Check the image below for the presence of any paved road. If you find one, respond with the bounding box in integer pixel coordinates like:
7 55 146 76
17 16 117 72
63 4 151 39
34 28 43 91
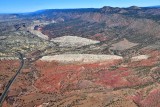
0 52 24 106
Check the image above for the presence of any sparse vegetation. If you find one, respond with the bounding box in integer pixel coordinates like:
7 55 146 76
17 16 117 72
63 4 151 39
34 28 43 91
0 6 160 107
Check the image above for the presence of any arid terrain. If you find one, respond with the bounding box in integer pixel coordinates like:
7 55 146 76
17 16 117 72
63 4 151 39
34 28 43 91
0 6 160 107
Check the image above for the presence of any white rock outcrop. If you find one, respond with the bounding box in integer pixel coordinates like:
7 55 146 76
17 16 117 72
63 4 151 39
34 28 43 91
40 54 123 64
51 36 100 47
131 55 150 62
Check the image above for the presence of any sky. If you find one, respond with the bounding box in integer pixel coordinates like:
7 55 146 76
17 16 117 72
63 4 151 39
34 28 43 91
0 0 160 13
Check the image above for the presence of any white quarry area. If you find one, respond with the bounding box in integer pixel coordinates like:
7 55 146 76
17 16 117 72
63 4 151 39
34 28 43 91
51 36 100 47
131 55 150 62
40 54 123 64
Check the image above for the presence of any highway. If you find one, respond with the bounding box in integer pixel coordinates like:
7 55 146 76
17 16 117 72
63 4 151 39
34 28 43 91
0 52 24 107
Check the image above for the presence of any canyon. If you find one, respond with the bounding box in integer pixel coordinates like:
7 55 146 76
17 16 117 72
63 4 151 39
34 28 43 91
0 6 160 107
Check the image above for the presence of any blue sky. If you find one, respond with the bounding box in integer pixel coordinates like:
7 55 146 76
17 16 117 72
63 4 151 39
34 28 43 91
0 0 160 13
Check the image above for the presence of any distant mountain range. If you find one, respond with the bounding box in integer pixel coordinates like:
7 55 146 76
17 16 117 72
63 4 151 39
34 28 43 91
147 5 160 8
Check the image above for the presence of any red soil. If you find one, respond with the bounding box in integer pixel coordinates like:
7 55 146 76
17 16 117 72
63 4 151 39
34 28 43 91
35 60 122 92
132 89 160 107
35 50 160 95
1 50 160 107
